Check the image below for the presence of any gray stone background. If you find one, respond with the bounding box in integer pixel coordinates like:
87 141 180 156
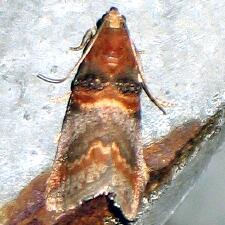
1 0 225 224
166 143 225 225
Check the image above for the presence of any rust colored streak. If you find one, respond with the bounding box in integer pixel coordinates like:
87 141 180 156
48 141 111 192
144 121 202 171
0 171 55 225
85 27 137 76
46 163 68 192
48 141 138 198
70 141 111 174
111 143 137 189
143 121 203 194
72 86 140 112
46 164 67 191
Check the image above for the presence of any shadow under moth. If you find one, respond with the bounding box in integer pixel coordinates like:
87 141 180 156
0 7 209 225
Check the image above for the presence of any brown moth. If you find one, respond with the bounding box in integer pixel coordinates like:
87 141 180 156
38 7 165 220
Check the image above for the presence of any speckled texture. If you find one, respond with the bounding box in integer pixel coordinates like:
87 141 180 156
1 0 225 224
165 141 225 225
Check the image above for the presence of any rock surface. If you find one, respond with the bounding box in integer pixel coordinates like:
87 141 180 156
1 1 225 224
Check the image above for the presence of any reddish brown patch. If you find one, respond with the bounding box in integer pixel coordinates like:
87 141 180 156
46 164 68 191
0 172 55 225
144 121 202 193
85 26 137 76
144 121 201 171
71 86 140 113
54 196 112 225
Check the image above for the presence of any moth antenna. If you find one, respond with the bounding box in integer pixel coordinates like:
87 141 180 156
138 74 166 115
70 27 97 51
37 61 79 83
37 74 69 83
37 27 99 84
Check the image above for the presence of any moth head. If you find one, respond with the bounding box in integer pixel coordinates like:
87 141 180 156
96 7 126 29
107 7 126 28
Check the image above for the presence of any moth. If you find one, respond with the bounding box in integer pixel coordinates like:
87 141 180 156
38 7 165 220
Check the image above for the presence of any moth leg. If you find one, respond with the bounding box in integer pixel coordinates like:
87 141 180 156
129 40 167 114
50 91 71 103
138 74 166 114
70 26 97 51
153 97 174 108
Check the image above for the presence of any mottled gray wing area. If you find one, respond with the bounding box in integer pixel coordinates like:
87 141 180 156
46 106 147 220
